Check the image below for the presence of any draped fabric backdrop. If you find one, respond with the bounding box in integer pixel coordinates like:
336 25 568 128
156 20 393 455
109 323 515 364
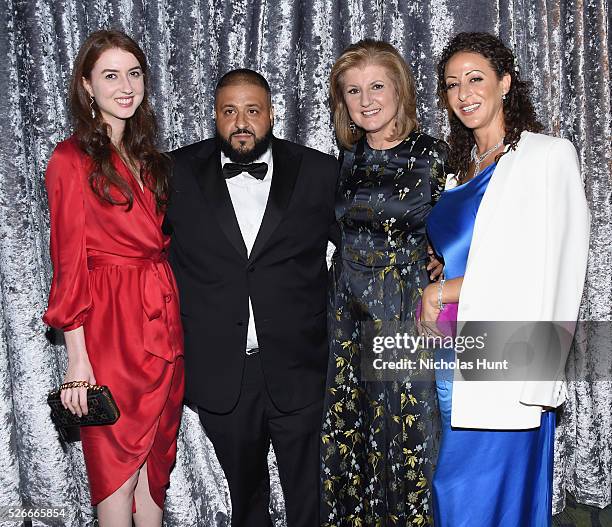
0 1 610 525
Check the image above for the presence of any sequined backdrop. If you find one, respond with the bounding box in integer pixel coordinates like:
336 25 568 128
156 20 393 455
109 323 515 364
0 1 609 526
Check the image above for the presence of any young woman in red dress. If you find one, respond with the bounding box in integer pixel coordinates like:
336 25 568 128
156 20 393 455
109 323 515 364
43 30 184 527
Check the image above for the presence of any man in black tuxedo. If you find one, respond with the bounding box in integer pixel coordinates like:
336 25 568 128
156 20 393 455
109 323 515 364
165 69 338 526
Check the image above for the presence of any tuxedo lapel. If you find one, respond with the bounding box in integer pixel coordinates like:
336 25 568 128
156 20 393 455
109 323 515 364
249 138 300 263
194 147 248 259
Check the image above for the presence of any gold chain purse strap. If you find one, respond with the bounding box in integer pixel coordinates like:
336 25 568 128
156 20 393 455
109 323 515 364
58 381 103 392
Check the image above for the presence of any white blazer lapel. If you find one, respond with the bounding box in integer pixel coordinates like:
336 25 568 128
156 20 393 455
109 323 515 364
451 132 589 429
461 142 518 278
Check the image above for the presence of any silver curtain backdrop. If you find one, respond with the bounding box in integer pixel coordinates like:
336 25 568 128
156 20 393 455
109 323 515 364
0 0 610 525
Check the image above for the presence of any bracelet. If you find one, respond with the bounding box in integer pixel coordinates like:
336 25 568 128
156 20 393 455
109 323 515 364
437 279 446 310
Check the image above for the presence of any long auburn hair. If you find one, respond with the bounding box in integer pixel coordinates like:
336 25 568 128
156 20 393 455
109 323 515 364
436 32 543 179
69 30 169 211
330 39 418 150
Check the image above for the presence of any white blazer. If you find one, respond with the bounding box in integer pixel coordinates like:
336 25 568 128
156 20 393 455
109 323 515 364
450 132 590 430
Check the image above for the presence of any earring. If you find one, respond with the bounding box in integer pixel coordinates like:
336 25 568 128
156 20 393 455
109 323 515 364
349 120 356 134
89 95 96 119
502 93 507 101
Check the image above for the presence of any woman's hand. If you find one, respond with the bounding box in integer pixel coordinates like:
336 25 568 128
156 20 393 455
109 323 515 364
60 327 96 417
419 283 443 337
61 357 96 417
426 245 444 281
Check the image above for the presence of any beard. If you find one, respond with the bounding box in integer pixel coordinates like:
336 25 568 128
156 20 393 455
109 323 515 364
217 127 273 164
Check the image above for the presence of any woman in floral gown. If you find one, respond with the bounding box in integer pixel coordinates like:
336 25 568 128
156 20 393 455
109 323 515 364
321 39 450 526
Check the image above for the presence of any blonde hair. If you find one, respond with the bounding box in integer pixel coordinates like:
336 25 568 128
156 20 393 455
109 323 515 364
330 39 418 149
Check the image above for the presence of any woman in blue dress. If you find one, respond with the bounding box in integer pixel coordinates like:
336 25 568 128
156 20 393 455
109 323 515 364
421 33 589 526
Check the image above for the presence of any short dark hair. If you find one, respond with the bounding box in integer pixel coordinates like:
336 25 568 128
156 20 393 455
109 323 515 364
215 68 271 102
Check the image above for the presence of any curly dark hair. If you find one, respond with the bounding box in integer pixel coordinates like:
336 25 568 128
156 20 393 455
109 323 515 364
436 32 543 179
70 30 169 211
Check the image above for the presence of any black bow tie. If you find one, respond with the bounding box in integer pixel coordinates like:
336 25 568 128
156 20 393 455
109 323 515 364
222 162 268 180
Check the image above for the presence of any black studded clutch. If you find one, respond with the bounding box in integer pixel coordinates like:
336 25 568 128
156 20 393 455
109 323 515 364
47 381 120 439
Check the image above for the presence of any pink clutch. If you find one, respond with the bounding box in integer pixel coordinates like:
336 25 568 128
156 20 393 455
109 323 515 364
415 299 458 337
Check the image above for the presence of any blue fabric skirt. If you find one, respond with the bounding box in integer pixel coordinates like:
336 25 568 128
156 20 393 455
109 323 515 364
433 374 555 527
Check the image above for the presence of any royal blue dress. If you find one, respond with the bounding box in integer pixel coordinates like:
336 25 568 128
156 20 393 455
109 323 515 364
426 163 555 527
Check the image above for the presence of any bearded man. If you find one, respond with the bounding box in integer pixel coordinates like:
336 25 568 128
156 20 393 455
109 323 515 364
165 69 338 526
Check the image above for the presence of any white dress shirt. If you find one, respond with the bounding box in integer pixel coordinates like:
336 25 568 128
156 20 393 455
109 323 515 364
221 148 273 351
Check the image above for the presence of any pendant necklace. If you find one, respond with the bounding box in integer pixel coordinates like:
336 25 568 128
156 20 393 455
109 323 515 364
470 137 504 177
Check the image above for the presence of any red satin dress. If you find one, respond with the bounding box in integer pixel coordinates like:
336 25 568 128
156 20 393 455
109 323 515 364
43 137 184 509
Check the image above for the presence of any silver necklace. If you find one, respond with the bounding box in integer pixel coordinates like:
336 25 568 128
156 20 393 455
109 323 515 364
470 137 504 177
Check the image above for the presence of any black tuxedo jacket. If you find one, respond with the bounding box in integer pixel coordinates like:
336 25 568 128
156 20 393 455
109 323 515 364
166 137 339 413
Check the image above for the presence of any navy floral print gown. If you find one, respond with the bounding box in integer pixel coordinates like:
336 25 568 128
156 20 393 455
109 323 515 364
321 131 449 526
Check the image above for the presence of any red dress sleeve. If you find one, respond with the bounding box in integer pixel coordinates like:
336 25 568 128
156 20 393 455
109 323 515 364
43 141 92 331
